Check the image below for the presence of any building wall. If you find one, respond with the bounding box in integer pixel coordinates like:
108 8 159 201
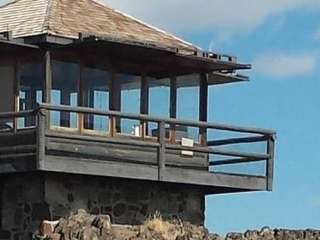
0 174 48 240
0 173 205 240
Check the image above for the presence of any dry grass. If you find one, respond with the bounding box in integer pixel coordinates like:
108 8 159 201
143 212 184 240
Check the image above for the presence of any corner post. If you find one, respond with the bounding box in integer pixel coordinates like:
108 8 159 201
199 73 208 145
44 50 52 129
158 121 166 181
266 135 275 191
37 108 46 170
169 76 177 143
140 73 149 138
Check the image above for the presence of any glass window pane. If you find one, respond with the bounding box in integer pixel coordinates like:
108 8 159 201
0 59 14 130
18 60 43 128
177 74 200 142
82 66 111 132
118 73 141 135
51 60 79 128
148 77 170 137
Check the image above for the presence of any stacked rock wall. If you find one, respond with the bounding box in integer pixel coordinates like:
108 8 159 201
44 173 205 225
0 174 47 240
0 173 205 240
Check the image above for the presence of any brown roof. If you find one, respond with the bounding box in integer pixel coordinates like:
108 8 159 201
0 0 198 52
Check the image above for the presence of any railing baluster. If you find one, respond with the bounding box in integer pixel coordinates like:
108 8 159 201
158 121 166 181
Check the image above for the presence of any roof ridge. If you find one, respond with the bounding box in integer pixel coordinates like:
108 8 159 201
89 0 199 50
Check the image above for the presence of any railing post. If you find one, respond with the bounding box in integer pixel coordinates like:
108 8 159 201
37 108 46 170
266 135 275 191
158 121 166 181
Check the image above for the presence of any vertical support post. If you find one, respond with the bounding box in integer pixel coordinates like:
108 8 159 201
140 74 149 138
37 109 46 170
78 58 84 133
13 57 19 132
158 121 166 181
169 76 177 142
110 70 121 135
266 135 275 191
44 50 52 130
199 73 208 146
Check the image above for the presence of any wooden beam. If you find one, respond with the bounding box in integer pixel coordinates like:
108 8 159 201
158 121 166 181
166 143 270 160
199 73 208 145
44 51 52 103
42 155 265 191
78 57 84 133
38 103 276 135
44 50 52 130
169 76 177 142
140 74 149 137
110 70 121 134
13 56 19 132
209 157 266 166
266 136 275 191
36 109 46 169
208 135 269 146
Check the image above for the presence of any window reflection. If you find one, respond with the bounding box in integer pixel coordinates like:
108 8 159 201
51 60 79 128
82 66 110 133
0 59 14 130
118 73 141 135
177 74 200 142
148 77 170 137
19 61 43 128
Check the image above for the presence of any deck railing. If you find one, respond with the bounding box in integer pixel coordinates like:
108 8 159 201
0 104 276 190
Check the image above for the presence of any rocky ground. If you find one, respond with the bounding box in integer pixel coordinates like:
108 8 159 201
33 210 320 240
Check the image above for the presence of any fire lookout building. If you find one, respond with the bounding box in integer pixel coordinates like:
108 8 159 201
0 0 276 239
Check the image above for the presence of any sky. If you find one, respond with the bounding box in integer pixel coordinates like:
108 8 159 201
98 0 320 234
1 0 319 235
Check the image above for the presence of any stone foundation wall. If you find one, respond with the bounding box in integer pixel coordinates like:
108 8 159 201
0 174 48 240
0 173 205 240
44 174 205 225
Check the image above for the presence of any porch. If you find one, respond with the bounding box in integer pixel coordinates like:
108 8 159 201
0 104 275 194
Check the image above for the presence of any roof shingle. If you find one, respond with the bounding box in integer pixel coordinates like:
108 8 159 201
0 0 198 52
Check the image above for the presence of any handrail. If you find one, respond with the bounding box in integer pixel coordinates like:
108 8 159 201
0 104 276 188
38 103 276 136
0 109 36 119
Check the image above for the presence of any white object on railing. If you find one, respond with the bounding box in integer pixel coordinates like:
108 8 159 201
181 137 194 156
132 124 140 137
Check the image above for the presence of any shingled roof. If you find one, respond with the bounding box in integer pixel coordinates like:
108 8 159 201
0 0 198 52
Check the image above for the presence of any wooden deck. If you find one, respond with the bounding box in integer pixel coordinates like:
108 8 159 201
0 104 276 194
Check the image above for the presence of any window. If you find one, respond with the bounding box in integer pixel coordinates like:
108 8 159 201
18 60 43 128
82 65 111 132
148 77 170 137
0 58 14 130
51 60 79 128
176 74 200 142
118 73 141 135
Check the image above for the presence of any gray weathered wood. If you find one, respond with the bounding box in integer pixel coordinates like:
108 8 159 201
37 110 46 169
158 121 166 180
209 157 265 166
266 136 275 191
208 135 269 146
39 103 276 135
199 73 208 145
169 76 177 142
166 143 270 160
0 145 36 154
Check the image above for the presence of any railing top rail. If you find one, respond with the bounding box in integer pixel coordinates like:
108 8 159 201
37 103 276 136
0 105 276 136
0 109 36 119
